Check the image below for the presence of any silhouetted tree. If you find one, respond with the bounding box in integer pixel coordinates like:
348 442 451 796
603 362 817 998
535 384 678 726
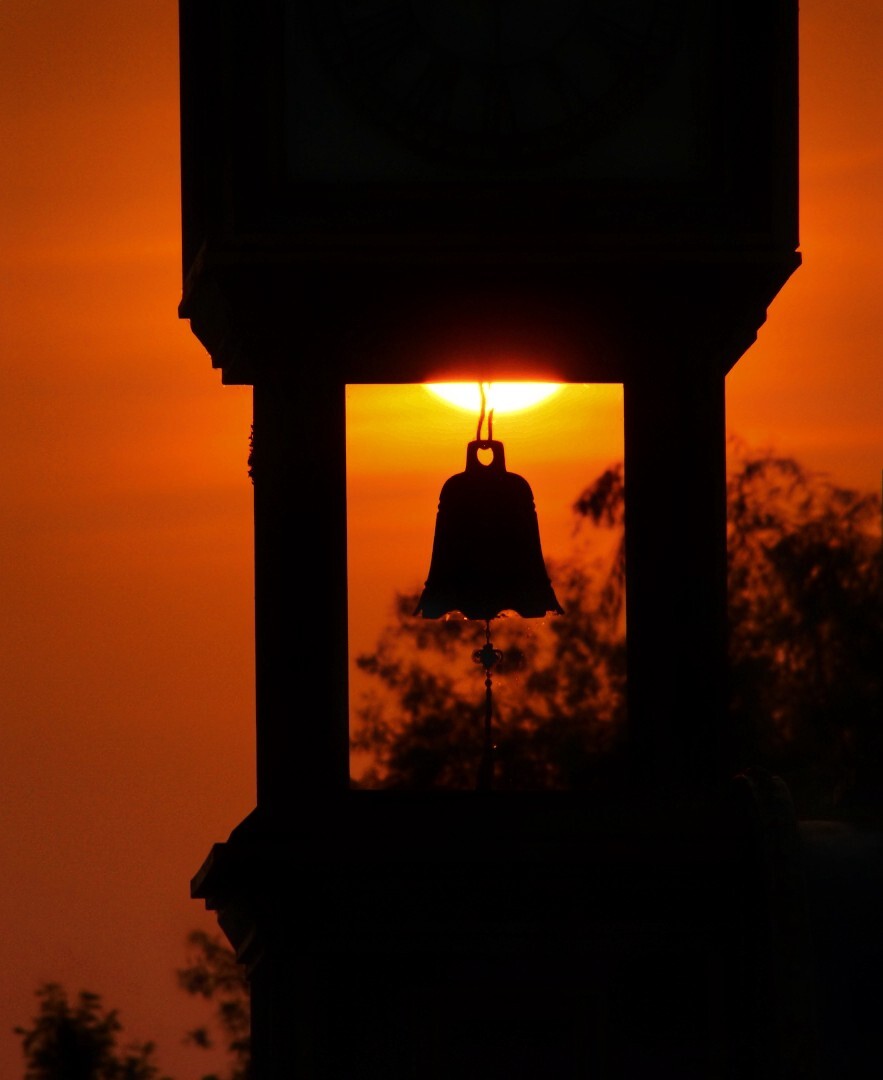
352 441 882 814
15 936 251 1080
14 983 170 1080
726 440 882 812
177 931 250 1080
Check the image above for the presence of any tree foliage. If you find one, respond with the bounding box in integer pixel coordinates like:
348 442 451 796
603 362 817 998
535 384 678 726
177 931 250 1080
352 442 882 814
16 932 252 1080
14 983 170 1080
725 439 882 809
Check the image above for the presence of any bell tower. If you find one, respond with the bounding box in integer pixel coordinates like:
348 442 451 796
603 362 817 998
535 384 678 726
180 2 813 1075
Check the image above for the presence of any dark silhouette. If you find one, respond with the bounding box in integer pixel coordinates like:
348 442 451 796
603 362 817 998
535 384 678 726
415 436 563 621
177 930 250 1080
726 440 883 814
14 984 170 1080
353 440 882 815
180 0 803 1069
14 935 251 1080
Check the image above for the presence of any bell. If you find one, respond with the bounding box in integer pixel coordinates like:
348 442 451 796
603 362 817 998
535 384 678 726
415 439 564 621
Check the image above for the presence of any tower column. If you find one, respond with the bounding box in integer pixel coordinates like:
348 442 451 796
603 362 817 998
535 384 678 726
623 359 730 795
252 368 350 819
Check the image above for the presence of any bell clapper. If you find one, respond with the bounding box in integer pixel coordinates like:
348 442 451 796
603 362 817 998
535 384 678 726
473 620 503 792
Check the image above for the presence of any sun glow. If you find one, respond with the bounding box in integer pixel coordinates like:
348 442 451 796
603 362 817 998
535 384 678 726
425 382 563 415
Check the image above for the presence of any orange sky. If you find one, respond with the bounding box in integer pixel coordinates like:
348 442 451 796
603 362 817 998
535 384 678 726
1 2 881 1077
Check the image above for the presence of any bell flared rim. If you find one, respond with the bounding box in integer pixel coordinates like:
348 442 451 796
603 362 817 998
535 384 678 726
415 584 564 622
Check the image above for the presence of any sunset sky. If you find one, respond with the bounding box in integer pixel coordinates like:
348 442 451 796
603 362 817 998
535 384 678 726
1 2 881 1077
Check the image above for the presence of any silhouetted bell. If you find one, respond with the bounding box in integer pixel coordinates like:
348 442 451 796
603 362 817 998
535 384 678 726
415 439 564 622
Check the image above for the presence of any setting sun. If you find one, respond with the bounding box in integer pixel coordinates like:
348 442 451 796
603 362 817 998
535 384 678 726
425 382 563 415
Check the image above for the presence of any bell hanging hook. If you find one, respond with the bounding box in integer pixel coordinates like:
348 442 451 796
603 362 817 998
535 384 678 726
476 382 494 443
